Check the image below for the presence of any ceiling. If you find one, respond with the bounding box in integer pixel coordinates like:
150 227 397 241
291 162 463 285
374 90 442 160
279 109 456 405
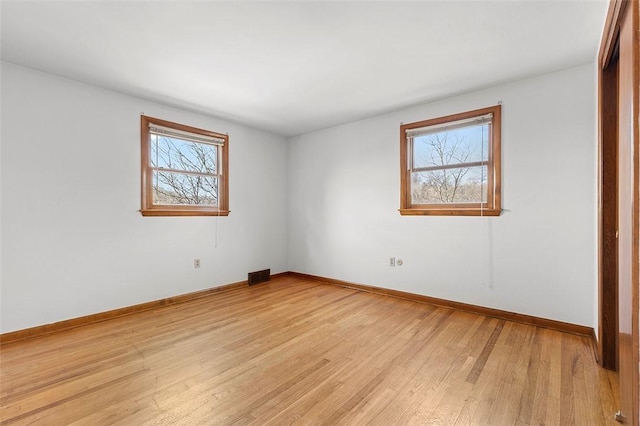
1 1 608 137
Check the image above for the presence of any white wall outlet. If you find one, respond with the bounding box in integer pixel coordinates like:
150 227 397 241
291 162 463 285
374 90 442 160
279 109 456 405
194 259 201 268
389 257 395 267
396 259 403 266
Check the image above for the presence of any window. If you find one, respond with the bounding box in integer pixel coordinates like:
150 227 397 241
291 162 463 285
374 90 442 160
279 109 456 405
400 105 501 216
141 115 229 216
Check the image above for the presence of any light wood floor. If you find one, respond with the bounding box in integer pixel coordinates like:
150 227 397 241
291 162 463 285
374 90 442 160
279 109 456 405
0 276 620 425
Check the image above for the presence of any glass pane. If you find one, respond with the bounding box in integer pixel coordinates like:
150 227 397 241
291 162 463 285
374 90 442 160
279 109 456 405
413 123 489 169
150 134 217 174
411 165 487 204
152 171 218 206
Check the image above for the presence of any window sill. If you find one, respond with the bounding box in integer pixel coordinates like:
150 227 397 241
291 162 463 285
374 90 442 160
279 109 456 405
140 208 230 217
399 208 501 217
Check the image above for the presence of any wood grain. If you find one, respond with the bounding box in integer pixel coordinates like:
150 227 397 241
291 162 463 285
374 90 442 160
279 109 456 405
290 272 594 336
599 0 626 68
597 54 619 370
0 273 288 346
0 275 619 425
614 0 640 423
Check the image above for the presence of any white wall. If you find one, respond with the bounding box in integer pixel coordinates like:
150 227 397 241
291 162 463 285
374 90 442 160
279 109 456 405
1 61 598 333
0 62 289 333
288 63 597 327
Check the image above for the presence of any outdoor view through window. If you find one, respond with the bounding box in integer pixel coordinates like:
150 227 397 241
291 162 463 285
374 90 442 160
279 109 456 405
151 130 219 205
141 116 229 216
400 105 501 216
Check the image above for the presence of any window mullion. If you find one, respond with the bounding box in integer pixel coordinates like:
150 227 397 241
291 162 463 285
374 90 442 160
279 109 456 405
412 160 487 173
151 166 217 178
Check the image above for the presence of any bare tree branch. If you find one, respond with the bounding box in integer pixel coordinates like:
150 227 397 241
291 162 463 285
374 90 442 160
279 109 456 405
152 136 219 205
413 132 484 204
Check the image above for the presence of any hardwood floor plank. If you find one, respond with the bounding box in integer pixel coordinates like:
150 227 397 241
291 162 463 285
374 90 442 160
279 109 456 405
465 319 505 385
522 328 552 425
0 276 619 425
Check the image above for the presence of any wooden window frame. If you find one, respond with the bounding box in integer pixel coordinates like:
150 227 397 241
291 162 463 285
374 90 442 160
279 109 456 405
140 115 229 217
399 105 502 216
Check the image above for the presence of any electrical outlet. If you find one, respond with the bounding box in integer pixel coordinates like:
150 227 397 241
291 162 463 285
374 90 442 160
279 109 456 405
389 257 395 267
194 259 201 268
396 259 403 266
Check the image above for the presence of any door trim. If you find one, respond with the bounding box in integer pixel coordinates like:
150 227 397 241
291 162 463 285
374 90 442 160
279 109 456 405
597 0 639 424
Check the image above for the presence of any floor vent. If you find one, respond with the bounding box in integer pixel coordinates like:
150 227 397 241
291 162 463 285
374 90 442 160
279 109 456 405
248 269 271 286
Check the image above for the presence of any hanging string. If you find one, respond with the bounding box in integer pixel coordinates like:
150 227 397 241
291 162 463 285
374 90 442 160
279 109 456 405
479 121 487 286
215 144 221 249
480 122 485 218
214 191 219 248
214 134 228 249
